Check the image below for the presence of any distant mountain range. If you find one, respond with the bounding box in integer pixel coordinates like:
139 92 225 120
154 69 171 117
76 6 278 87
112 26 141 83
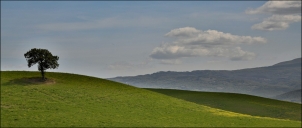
109 58 301 102
273 89 301 103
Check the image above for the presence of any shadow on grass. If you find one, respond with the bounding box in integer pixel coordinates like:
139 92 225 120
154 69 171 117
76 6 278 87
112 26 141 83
2 77 56 86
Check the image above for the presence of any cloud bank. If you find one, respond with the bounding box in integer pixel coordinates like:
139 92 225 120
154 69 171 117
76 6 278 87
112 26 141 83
251 14 301 31
246 1 301 31
150 27 266 63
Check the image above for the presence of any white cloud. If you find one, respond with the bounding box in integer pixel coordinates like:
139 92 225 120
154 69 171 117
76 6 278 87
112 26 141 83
165 27 201 38
150 27 266 62
266 14 301 22
251 14 301 31
175 29 266 46
228 47 256 61
246 1 301 31
246 1 301 15
150 44 205 60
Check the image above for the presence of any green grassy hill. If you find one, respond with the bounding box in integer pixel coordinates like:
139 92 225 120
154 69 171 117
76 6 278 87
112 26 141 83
147 88 301 121
1 71 301 127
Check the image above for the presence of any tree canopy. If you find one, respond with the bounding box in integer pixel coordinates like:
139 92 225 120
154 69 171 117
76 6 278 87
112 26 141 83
24 48 59 80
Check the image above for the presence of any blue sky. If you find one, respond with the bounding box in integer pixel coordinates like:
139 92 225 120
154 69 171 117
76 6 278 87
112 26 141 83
1 1 301 78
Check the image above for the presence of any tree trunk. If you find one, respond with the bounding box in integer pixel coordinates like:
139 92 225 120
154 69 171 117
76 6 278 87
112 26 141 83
41 69 45 80
40 64 45 80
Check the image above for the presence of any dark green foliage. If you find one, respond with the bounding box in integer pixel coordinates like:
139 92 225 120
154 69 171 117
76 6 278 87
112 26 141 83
24 48 59 80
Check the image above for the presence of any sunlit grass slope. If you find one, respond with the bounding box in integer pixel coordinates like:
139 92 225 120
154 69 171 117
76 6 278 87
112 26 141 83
1 71 301 127
147 88 301 121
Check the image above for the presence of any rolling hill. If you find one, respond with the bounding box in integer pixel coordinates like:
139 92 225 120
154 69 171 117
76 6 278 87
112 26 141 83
147 88 301 121
1 71 301 127
109 58 301 100
273 89 301 103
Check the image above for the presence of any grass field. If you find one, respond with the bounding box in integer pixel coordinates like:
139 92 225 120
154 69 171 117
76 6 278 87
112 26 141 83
147 88 302 121
1 71 301 127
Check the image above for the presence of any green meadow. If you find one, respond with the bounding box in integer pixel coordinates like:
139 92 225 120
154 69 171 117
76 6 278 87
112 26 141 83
147 88 301 121
1 71 301 127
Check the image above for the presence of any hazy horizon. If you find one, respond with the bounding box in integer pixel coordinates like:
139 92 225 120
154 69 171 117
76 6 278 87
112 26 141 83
1 1 301 78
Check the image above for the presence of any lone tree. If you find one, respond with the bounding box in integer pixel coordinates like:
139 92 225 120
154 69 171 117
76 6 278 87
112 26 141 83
24 48 59 80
